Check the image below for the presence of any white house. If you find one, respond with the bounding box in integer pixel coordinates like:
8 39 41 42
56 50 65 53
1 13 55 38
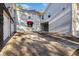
16 5 41 32
40 3 79 37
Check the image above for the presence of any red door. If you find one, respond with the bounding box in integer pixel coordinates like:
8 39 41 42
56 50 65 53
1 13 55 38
27 21 33 27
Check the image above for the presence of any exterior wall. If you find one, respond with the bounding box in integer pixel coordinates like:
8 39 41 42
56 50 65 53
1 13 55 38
3 3 16 41
73 4 79 38
16 10 28 32
41 3 72 35
4 3 15 34
72 4 77 37
11 21 14 34
76 4 79 38
3 11 10 41
49 9 72 35
0 3 16 48
32 13 41 31
16 6 41 32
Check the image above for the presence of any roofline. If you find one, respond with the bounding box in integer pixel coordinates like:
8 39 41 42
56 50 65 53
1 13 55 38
3 3 14 22
42 3 51 15
17 8 41 16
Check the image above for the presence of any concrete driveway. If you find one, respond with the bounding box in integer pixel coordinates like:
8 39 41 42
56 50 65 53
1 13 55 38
0 32 79 56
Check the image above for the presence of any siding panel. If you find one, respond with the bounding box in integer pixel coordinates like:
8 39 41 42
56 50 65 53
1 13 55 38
49 9 72 35
3 11 10 41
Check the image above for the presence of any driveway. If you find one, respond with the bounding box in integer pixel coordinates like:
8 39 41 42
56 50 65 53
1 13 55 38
0 32 79 56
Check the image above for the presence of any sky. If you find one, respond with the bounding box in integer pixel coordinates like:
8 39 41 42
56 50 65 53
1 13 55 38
16 3 48 11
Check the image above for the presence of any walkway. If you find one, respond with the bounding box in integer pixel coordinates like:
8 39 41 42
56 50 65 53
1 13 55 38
0 32 79 56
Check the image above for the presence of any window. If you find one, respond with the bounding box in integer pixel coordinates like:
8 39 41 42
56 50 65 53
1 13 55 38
42 15 44 20
28 16 31 19
48 14 51 18
62 7 65 10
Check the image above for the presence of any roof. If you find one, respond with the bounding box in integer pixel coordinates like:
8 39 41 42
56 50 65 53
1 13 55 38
16 5 44 16
42 3 51 15
22 9 42 16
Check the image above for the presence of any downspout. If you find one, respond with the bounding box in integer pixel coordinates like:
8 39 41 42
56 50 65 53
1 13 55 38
10 19 11 36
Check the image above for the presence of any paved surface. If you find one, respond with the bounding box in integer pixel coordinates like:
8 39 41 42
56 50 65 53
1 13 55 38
0 32 79 56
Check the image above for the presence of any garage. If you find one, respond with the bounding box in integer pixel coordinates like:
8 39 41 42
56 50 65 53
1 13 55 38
41 22 49 32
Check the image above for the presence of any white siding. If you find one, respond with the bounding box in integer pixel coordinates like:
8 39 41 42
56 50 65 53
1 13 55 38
3 11 10 41
49 9 72 35
41 4 72 22
41 3 72 35
32 14 41 31
16 9 41 32
11 22 14 34
4 3 15 34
